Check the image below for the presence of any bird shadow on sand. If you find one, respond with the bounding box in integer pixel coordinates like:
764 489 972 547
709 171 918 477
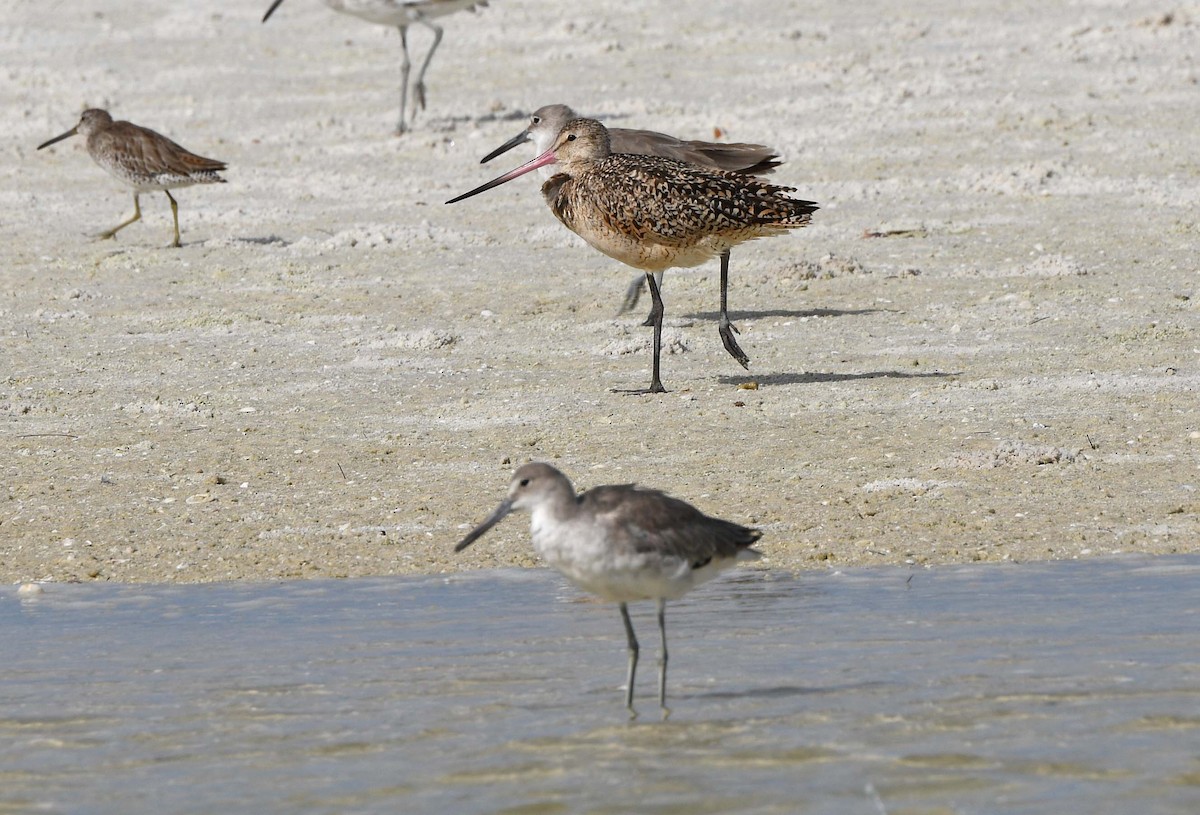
683 306 890 322
719 369 956 387
226 235 289 247
431 110 531 131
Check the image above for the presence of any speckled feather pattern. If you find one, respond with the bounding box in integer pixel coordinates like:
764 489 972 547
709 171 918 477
38 108 227 246
88 120 226 192
542 119 816 271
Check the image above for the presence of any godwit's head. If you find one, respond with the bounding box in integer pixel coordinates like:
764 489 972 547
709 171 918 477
548 118 612 169
37 108 113 151
447 118 612 205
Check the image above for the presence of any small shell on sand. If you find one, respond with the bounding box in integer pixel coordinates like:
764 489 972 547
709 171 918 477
186 493 213 505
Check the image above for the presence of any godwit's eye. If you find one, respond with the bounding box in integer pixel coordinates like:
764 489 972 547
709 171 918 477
531 117 540 125
519 478 530 487
566 134 577 142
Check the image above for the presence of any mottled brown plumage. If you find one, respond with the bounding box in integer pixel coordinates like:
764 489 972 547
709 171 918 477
541 133 812 272
38 109 226 247
480 103 784 347
448 118 818 392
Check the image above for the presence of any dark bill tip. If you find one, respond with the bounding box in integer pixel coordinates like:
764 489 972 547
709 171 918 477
262 0 285 23
454 499 514 552
37 128 78 151
479 130 531 165
446 145 558 205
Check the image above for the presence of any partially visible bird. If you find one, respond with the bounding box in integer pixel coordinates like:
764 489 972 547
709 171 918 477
37 108 226 248
455 461 763 718
262 0 489 134
480 103 783 365
448 117 817 393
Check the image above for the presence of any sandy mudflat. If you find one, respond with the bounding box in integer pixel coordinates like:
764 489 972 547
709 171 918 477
1 1 1197 584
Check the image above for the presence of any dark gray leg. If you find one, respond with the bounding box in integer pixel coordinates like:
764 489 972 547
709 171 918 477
641 272 665 326
644 272 667 393
617 272 666 323
396 26 412 134
718 249 750 368
618 272 645 316
619 602 639 718
657 598 671 719
614 273 668 394
412 21 444 115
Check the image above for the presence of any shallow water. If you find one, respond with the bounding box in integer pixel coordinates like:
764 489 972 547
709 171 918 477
2 556 1198 815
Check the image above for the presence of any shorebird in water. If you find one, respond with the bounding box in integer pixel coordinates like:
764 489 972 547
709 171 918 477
448 117 817 393
455 462 763 718
261 0 489 134
37 109 226 248
480 103 783 366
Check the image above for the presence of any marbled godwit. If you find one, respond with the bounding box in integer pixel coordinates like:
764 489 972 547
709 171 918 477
456 462 762 718
481 104 783 365
448 118 817 393
262 0 488 134
37 109 226 248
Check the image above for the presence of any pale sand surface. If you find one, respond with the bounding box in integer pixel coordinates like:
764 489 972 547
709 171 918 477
2 1 1197 583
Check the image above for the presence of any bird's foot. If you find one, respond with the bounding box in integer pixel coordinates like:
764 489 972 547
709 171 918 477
660 705 672 721
639 311 656 328
612 380 668 396
719 319 750 369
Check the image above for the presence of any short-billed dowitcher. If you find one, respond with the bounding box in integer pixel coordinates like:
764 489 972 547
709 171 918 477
448 118 818 393
481 103 784 366
262 0 489 134
456 462 763 718
37 109 226 248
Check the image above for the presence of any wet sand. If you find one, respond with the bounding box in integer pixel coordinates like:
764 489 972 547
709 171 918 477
2 1 1197 583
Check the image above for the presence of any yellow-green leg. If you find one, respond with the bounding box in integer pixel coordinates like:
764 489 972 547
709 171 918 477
165 191 181 248
98 194 142 241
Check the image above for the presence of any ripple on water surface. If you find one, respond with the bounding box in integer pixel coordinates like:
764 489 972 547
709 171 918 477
2 557 1198 814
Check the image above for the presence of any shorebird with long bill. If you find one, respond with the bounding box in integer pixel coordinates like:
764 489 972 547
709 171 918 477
479 103 784 367
37 108 226 248
448 117 817 393
455 462 763 718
